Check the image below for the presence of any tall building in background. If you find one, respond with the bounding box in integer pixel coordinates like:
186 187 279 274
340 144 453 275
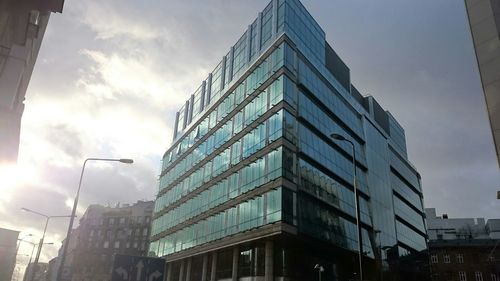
54 201 153 281
465 0 500 167
54 229 79 281
0 228 20 281
150 0 428 280
0 0 64 163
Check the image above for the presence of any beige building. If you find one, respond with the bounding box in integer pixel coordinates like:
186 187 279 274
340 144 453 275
59 201 154 281
0 0 63 163
0 228 19 281
465 0 500 167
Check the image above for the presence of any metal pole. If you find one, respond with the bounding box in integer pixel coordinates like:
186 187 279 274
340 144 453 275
28 243 36 266
346 139 363 281
56 158 131 281
330 134 364 280
16 234 31 254
25 243 36 281
379 238 383 281
30 217 49 281
56 159 88 281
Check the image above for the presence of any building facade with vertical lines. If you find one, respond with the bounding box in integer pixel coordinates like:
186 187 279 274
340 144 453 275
0 0 64 163
150 1 429 280
465 0 500 168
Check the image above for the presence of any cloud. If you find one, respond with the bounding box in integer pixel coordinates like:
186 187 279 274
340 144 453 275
2 1 270 266
77 1 162 41
78 49 189 108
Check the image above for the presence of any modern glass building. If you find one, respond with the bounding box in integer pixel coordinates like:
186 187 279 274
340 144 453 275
150 0 429 280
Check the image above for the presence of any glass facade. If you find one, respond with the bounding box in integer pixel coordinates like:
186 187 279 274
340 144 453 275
151 0 428 280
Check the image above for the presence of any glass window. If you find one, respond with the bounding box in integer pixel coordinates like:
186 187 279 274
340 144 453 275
249 19 258 60
211 62 223 102
178 105 186 130
233 32 248 79
152 189 281 255
457 254 464 263
443 254 450 263
260 3 273 48
459 271 467 281
298 196 357 252
395 221 426 252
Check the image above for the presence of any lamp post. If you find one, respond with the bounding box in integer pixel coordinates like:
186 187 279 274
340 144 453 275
314 264 324 281
56 158 133 281
21 208 72 281
16 233 32 253
24 241 54 281
330 133 363 281
26 241 54 267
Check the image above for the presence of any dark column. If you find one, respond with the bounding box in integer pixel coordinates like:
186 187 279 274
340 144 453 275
166 263 172 281
173 112 180 140
183 100 189 129
206 73 212 106
221 56 226 89
210 252 217 281
179 260 185 281
256 12 262 52
272 0 278 34
200 80 206 112
188 95 194 124
265 240 274 281
185 258 192 281
201 254 208 281
232 247 239 281
229 46 234 80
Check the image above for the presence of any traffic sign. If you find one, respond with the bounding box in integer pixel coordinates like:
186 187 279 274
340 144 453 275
112 254 165 281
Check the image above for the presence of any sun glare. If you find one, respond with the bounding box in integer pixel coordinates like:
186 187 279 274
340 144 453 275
0 163 21 202
0 162 38 202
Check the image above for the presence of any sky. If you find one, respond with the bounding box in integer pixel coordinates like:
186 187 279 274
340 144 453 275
1 0 499 274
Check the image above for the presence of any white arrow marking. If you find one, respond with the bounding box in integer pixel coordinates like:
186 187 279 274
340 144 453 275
148 271 162 281
115 267 128 280
136 260 144 281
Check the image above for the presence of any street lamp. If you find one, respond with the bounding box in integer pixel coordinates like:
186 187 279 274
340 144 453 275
16 233 32 253
25 241 54 266
56 157 133 281
314 264 325 281
330 133 363 281
21 208 72 281
24 241 54 281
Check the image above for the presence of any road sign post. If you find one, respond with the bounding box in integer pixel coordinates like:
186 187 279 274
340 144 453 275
112 254 165 281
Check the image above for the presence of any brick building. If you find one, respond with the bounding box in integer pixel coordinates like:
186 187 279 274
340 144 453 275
59 201 154 281
426 208 500 281
429 239 499 281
